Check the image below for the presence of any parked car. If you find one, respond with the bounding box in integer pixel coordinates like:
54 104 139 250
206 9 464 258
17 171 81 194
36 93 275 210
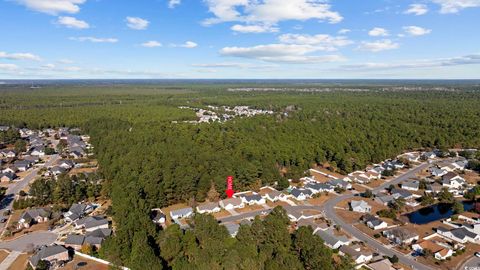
475 252 480 258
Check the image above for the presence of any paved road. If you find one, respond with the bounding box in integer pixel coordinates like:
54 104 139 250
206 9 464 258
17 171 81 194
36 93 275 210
0 231 57 252
460 256 480 270
322 162 434 270
0 154 60 233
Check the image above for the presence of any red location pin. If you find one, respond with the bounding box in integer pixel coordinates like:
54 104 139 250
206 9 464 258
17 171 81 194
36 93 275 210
226 176 234 198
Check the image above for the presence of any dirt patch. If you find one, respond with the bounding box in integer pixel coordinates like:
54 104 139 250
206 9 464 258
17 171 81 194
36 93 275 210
68 167 98 176
310 167 345 179
236 205 265 213
463 171 480 185
59 255 109 270
307 195 332 206
0 250 9 264
212 210 231 219
402 220 442 239
7 253 30 270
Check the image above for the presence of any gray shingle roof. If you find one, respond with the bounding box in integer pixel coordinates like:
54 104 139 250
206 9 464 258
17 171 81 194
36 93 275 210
29 245 68 267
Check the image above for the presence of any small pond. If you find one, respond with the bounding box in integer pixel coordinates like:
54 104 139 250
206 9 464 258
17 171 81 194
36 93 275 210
406 202 474 224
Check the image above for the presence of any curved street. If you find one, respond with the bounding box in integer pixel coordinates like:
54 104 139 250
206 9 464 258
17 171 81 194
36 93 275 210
322 162 434 270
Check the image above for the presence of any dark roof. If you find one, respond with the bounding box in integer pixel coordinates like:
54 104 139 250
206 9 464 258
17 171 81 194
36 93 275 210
291 188 312 198
243 194 263 202
451 227 478 240
86 228 112 238
391 188 413 199
29 245 68 267
64 234 85 245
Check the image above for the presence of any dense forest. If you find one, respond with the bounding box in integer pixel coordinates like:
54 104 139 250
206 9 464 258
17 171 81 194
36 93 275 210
1 83 480 269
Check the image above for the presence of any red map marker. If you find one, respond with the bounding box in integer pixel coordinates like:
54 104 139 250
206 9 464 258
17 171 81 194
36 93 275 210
226 176 234 198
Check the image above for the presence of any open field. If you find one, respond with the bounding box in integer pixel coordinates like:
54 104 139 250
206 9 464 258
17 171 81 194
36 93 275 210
59 256 109 270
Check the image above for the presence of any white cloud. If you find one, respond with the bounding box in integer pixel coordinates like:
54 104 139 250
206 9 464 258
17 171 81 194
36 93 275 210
358 39 399 52
341 54 480 70
192 62 275 69
0 51 41 61
403 26 432 36
338 29 350 34
220 44 345 63
431 0 480 13
171 41 198 48
15 0 86 15
126 17 149 30
404 4 429 15
219 32 351 63
0 64 19 71
231 24 278 33
57 16 89 29
368 27 389 37
168 0 181 8
141 41 162 48
278 34 353 51
203 0 343 32
69 37 119 43
57 59 74 64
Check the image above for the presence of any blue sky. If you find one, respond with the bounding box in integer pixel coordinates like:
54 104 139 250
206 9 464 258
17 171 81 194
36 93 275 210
0 0 479 79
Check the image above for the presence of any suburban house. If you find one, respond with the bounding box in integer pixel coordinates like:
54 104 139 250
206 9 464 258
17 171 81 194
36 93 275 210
30 146 45 157
64 203 93 222
350 200 372 213
383 227 419 245
411 240 453 260
240 194 266 205
151 210 166 224
362 215 388 230
196 202 221 214
305 182 334 194
314 229 350 249
375 194 396 206
391 188 414 200
75 216 109 232
422 152 437 160
224 222 240 237
0 172 17 182
29 245 70 269
170 207 193 219
426 183 443 194
64 228 112 250
431 167 448 177
219 197 244 210
57 159 75 169
339 245 373 264
437 227 480 244
263 190 286 202
442 172 466 189
290 188 313 201
401 180 419 191
367 258 396 270
50 166 67 176
328 179 352 190
14 160 32 172
17 208 51 229
0 149 16 158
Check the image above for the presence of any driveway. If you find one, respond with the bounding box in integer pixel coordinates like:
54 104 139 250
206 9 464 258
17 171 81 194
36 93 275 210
0 231 58 252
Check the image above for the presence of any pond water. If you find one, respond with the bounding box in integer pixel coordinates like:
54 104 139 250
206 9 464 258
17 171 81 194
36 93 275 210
407 202 474 224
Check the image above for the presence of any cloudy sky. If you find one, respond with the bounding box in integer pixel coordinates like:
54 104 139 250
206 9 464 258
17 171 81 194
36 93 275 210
0 0 479 79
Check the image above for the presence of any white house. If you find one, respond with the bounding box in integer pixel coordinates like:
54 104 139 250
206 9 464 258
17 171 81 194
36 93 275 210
364 215 388 230
290 188 313 201
315 230 350 249
339 245 373 264
219 197 244 210
411 240 453 260
196 202 221 214
170 207 193 220
442 172 466 189
240 194 266 205
401 180 419 191
350 200 372 213
437 227 480 244
383 228 419 245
